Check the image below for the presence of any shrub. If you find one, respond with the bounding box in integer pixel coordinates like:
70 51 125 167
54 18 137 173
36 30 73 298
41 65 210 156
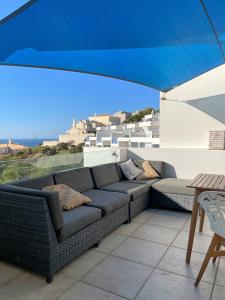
69 143 84 154
57 142 69 151
41 146 57 156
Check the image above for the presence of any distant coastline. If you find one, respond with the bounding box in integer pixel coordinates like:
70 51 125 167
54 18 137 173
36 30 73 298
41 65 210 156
0 139 56 148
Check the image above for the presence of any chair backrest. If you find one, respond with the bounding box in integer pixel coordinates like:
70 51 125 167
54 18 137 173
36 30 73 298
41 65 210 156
198 191 225 238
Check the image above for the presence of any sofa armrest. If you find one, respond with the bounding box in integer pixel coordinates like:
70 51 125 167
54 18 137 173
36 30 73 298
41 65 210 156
0 184 63 231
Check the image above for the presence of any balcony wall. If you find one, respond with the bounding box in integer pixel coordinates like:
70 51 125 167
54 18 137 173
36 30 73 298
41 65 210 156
2 147 225 183
84 147 225 179
128 148 225 179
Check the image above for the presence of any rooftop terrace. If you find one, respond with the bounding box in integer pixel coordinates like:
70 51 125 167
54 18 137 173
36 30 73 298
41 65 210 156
0 209 224 300
1 1 225 299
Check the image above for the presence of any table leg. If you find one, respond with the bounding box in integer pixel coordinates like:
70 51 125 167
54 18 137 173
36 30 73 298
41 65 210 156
199 208 205 233
186 189 201 263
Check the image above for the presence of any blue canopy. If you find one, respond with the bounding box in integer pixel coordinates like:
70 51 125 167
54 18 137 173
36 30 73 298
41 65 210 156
0 0 224 91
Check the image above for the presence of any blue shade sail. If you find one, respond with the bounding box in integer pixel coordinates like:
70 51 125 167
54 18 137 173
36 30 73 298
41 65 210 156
204 0 225 54
0 0 224 91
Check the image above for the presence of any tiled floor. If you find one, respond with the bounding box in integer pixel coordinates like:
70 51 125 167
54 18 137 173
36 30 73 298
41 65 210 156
0 209 225 300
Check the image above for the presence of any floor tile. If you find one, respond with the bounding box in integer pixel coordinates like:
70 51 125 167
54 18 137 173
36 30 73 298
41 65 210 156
59 281 125 300
0 272 76 300
112 237 167 267
132 209 155 223
114 221 142 236
212 285 225 300
155 209 190 219
83 256 152 299
183 218 213 237
136 269 212 300
96 232 127 253
132 224 178 245
158 246 218 283
0 209 218 300
172 231 212 254
0 262 24 286
62 249 106 279
215 258 225 287
148 213 188 230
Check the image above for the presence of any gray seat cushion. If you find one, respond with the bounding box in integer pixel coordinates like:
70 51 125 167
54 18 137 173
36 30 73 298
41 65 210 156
83 189 129 215
91 163 120 188
152 178 195 196
59 206 101 242
11 175 54 190
123 178 161 186
100 181 149 200
54 167 94 192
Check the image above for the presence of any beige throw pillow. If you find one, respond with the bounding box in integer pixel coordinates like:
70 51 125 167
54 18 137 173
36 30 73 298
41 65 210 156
136 160 160 180
43 184 91 210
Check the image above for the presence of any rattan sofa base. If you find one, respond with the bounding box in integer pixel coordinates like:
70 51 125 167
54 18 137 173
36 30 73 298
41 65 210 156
0 191 102 283
130 193 149 220
100 204 129 237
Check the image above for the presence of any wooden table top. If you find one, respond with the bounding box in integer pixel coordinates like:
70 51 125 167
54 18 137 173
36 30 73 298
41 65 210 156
187 173 225 191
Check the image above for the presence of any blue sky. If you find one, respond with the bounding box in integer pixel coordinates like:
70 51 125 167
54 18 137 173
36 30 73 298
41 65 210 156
0 1 159 139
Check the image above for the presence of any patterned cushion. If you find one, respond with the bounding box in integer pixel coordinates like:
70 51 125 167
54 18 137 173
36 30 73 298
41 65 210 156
133 160 164 178
136 160 160 180
43 184 91 210
119 159 143 180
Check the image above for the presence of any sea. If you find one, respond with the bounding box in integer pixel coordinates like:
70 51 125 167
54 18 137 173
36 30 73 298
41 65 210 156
0 139 56 147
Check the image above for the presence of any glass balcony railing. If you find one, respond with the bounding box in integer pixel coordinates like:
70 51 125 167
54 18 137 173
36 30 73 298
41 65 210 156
0 152 83 184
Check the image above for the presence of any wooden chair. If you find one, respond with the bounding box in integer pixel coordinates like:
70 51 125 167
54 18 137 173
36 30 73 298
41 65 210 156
195 191 225 287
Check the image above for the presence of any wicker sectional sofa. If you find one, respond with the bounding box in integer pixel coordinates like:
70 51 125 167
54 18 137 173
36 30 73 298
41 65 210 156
0 160 195 283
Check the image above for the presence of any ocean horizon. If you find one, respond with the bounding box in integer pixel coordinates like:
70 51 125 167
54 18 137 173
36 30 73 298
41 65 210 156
0 138 56 147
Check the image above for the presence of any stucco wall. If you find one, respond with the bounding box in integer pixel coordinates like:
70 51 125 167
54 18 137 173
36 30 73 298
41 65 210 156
128 148 225 179
160 98 225 148
163 64 225 101
84 147 225 179
160 64 225 148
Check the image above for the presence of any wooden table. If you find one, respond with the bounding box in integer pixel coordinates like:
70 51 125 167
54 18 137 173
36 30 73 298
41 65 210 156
186 173 225 263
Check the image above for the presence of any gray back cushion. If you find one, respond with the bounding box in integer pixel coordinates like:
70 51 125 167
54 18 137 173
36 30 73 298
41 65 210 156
115 163 126 180
91 163 120 188
53 167 94 192
11 175 55 190
133 160 165 178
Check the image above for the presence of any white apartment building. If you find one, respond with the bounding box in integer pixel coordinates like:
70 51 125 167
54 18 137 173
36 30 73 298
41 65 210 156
85 112 160 148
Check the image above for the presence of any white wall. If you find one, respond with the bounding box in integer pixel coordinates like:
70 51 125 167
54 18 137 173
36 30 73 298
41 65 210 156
160 99 225 148
128 148 225 179
160 64 225 148
163 64 225 101
83 146 225 180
